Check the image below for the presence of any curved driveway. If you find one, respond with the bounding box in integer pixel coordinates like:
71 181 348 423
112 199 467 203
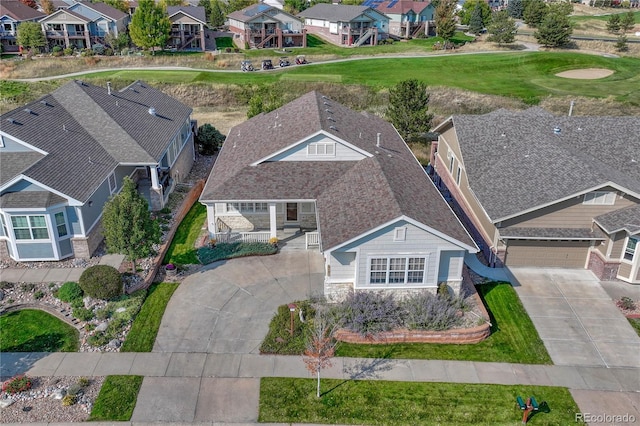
153 251 324 354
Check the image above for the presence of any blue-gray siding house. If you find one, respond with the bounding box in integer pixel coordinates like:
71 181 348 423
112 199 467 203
0 80 195 262
199 92 477 301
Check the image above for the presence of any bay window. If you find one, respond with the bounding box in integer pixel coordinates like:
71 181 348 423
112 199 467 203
368 256 428 285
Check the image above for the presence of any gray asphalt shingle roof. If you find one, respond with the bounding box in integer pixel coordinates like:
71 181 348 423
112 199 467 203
86 2 128 20
450 108 640 222
0 80 192 203
594 205 640 235
0 191 67 209
298 4 378 22
201 91 475 251
499 226 606 240
167 5 207 23
0 0 46 20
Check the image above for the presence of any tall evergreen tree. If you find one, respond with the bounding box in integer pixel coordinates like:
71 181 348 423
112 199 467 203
102 177 161 273
469 2 485 35
386 79 434 142
606 14 621 35
129 0 171 54
534 11 572 47
507 0 523 19
620 11 636 33
209 0 225 27
487 10 517 45
523 0 548 28
198 0 212 24
435 0 457 42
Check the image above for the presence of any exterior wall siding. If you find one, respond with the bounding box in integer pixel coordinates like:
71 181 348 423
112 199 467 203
328 251 356 282
610 231 627 259
618 262 632 279
501 189 639 229
16 242 55 259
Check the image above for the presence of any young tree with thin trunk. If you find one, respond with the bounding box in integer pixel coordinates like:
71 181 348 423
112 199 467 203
487 10 517 45
303 313 338 398
606 14 621 35
102 176 161 273
619 11 635 34
41 0 56 14
386 79 434 143
468 2 485 36
129 0 171 54
435 0 457 42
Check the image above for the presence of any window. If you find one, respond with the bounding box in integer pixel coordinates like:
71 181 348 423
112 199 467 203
108 172 117 194
393 227 406 241
449 155 454 174
0 135 4 148
3 23 12 31
55 212 68 237
226 202 269 214
0 214 7 237
583 191 615 205
624 237 638 261
368 256 427 285
301 203 315 213
456 166 462 185
11 215 49 240
307 142 335 156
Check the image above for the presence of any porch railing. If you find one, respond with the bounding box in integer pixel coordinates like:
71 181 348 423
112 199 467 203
216 231 270 244
305 231 319 249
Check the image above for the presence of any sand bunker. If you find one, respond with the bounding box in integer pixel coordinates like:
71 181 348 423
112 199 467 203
555 68 614 79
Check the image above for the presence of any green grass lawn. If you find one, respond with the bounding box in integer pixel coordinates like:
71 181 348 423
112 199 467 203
629 318 640 337
163 201 206 265
82 53 640 105
215 37 234 49
336 282 552 364
121 282 179 352
89 375 143 421
570 10 640 22
0 309 79 352
259 378 582 425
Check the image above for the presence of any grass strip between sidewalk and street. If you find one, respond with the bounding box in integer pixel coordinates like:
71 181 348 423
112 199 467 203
336 282 552 364
89 375 143 421
259 378 582 425
0 309 79 352
120 282 179 352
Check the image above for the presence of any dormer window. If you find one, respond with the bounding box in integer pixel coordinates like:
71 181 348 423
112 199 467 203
583 191 615 205
307 142 335 156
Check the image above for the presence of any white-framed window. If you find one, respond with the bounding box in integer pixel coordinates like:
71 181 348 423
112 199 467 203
300 203 315 213
449 154 454 174
368 256 427 285
624 237 638 261
583 191 616 205
0 135 4 148
226 202 269 214
108 172 117 194
11 215 49 240
393 227 406 241
307 142 335 156
0 214 7 237
456 166 462 185
54 212 68 237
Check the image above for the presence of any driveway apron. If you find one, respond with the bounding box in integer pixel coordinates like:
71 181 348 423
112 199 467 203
509 267 640 369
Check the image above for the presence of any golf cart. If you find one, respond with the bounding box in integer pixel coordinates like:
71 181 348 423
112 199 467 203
295 55 308 65
241 60 254 72
279 57 290 67
262 59 274 70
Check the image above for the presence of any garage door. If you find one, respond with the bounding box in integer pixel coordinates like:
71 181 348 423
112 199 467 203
505 240 590 268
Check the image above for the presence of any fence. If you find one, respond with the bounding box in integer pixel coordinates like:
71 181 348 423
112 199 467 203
305 231 319 249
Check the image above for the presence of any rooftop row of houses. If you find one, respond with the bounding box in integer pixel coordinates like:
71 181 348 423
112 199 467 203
2 82 638 303
1 0 436 53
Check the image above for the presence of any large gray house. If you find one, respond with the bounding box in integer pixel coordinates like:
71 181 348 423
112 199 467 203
200 92 477 301
0 80 195 262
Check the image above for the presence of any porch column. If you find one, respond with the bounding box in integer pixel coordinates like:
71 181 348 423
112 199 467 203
269 202 277 239
150 167 161 189
84 24 90 48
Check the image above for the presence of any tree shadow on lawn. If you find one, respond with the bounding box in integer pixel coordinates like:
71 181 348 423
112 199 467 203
321 347 396 397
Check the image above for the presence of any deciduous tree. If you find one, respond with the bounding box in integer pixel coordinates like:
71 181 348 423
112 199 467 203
458 0 490 27
209 0 225 27
16 21 45 56
386 79 434 143
225 0 256 14
19 0 37 9
41 0 56 14
129 0 171 54
102 176 161 273
284 0 307 14
487 10 517 45
303 313 338 398
102 0 129 13
198 0 212 23
435 0 457 41
534 11 572 47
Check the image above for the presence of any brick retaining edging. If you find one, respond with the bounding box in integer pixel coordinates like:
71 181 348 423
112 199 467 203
334 322 491 344
0 303 83 330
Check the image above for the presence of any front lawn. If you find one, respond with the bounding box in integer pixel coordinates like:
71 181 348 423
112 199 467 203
0 309 79 352
336 282 552 364
629 318 640 337
215 37 234 49
259 378 582 425
89 375 143 421
163 201 207 265
121 282 179 352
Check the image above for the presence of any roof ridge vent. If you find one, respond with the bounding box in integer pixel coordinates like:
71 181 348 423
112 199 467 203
148 107 157 116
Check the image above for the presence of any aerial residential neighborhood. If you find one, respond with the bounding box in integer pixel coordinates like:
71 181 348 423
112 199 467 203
0 0 639 423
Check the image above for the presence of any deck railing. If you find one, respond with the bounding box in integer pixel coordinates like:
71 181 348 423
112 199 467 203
216 231 270 244
305 231 319 249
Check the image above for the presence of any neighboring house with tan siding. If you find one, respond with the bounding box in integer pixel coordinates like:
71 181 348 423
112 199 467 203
200 91 477 301
430 107 640 284
167 6 207 51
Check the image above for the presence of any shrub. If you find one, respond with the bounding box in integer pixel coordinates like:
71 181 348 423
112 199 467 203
617 296 637 311
78 377 90 387
34 290 45 300
20 283 36 292
62 394 76 406
0 281 13 289
339 291 403 336
52 45 63 56
2 375 32 394
57 281 83 302
403 292 465 331
196 123 225 155
63 47 74 56
79 265 123 300
73 307 94 322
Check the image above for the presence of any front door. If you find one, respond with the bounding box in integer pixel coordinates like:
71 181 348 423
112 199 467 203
286 203 298 222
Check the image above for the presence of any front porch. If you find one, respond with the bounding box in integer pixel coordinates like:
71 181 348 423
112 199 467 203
215 228 320 250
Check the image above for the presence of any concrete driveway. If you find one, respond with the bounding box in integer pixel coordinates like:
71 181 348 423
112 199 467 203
508 267 640 368
153 251 325 354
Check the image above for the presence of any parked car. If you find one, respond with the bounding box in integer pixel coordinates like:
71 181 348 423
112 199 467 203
241 60 254 72
262 59 274 70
